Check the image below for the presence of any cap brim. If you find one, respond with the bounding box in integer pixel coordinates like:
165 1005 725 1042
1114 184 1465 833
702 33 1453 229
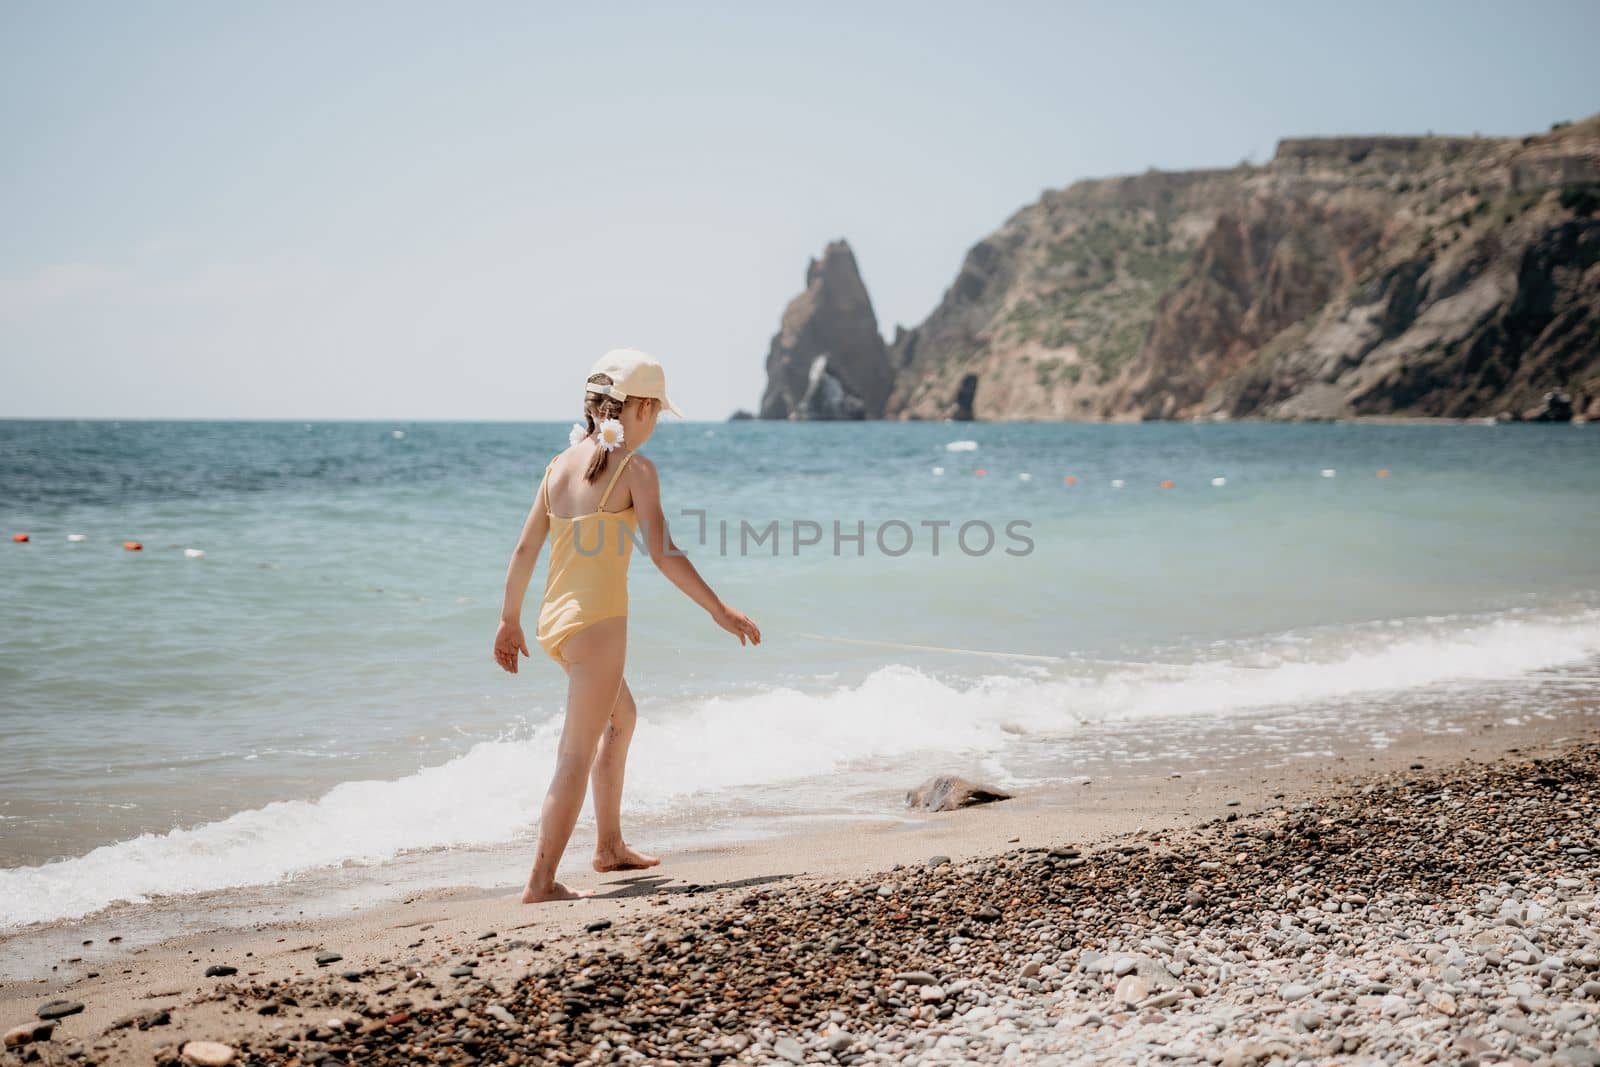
662 396 684 418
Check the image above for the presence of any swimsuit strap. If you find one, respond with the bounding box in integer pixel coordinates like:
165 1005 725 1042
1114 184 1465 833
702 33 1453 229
540 460 556 517
596 452 634 511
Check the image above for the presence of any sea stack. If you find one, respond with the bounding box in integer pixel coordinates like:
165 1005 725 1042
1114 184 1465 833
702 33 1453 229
758 240 894 420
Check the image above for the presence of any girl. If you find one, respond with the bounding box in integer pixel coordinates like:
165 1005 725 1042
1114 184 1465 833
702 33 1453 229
493 349 761 903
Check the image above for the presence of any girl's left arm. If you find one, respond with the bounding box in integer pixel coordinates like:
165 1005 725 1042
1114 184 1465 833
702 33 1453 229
494 474 552 673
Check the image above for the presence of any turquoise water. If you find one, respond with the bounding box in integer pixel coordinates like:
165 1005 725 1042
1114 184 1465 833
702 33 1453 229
2 419 1598 927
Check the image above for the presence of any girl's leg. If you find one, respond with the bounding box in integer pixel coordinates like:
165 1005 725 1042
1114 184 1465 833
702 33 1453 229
591 677 661 872
522 618 626 904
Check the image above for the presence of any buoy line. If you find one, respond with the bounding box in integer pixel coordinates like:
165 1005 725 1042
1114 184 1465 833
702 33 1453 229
928 468 1393 486
795 631 1274 671
796 631 1066 664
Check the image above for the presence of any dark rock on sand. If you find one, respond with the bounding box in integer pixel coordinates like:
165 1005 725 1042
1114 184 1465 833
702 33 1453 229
313 951 342 966
5 1021 56 1047
35 1000 83 1020
203 964 237 977
905 774 1013 811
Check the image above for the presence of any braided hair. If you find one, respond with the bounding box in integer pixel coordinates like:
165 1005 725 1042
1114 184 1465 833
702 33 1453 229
580 374 626 483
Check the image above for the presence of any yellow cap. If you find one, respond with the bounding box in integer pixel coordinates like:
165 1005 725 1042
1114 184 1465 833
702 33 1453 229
587 348 683 417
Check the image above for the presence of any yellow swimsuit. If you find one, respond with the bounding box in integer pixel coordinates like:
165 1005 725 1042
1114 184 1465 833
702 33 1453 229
535 452 639 661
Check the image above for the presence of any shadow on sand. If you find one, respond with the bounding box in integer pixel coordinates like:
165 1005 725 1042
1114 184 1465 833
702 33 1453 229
588 872 794 900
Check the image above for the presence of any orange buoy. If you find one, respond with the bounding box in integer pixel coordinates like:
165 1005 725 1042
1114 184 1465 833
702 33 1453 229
1376 468 1391 478
974 468 987 477
11 532 28 543
122 541 143 552
1159 479 1175 490
1064 475 1078 486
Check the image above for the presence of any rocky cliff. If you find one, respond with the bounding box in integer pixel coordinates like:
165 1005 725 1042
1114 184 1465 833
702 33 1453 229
757 116 1600 421
758 241 895 420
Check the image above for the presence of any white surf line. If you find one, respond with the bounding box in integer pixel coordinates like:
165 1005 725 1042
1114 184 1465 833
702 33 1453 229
795 631 1067 664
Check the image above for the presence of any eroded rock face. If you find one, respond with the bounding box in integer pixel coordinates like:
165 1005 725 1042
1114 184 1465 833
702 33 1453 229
759 241 894 420
877 114 1600 421
1110 190 1390 420
1216 204 1600 419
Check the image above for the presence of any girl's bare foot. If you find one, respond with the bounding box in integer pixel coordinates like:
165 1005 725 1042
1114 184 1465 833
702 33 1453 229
592 844 660 872
521 880 589 903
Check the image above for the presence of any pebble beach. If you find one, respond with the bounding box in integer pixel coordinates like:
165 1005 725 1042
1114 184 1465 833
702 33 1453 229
5 722 1596 1066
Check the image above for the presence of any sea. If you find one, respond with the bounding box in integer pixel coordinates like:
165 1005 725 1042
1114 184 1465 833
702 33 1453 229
2 418 1598 939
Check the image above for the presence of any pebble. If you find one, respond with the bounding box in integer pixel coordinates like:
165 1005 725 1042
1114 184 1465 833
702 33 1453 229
35 1001 83 1021
1114 975 1150 1005
314 951 343 966
202 964 237 977
179 1041 236 1066
894 971 937 985
773 1035 805 1063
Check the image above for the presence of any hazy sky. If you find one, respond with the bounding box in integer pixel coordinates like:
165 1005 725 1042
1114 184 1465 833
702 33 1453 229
3 2 1596 420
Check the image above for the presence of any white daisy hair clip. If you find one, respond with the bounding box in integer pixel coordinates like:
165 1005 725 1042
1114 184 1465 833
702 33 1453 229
568 422 588 447
595 418 625 451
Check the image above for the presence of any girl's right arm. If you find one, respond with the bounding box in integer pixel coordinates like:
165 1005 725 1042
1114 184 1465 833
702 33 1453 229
494 471 553 673
629 454 761 646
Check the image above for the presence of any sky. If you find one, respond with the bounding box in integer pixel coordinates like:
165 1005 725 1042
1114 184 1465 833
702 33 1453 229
2 2 1597 420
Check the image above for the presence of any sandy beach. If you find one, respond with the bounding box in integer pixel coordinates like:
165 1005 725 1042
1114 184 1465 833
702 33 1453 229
3 706 1594 1065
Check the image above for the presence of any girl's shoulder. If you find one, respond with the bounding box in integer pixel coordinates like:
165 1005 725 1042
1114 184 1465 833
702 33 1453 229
619 449 656 477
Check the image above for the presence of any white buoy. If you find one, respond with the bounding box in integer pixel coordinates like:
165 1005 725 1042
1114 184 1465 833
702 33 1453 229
66 533 87 542
184 548 205 559
1018 472 1032 482
1320 468 1336 478
392 430 406 439
931 466 945 476
944 440 978 452
1110 479 1126 489
1211 476 1227 487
